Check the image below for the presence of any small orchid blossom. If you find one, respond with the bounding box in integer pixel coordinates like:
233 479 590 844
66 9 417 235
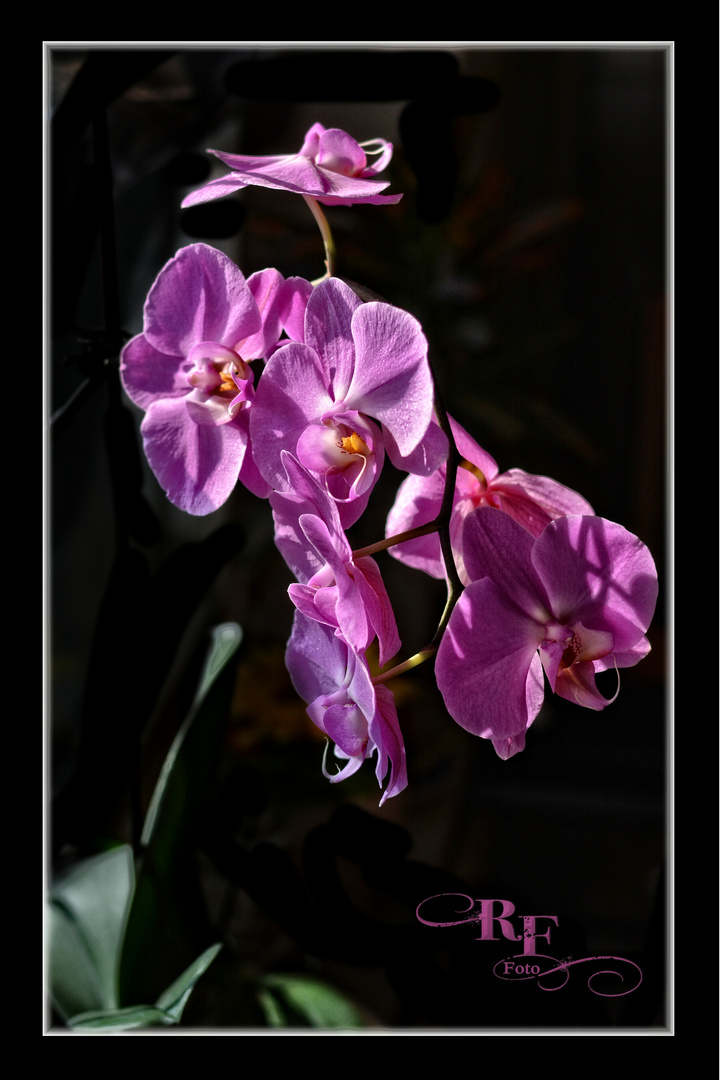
271 452 401 667
250 277 443 528
386 415 595 582
435 507 658 760
181 122 402 209
285 611 408 804
120 244 307 514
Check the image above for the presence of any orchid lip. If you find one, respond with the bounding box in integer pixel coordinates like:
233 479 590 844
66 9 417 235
295 416 376 501
185 343 254 422
548 622 615 667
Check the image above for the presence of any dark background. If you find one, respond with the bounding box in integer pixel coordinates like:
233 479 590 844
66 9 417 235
47 44 669 1030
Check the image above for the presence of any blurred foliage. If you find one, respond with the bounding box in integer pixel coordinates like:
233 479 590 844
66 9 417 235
47 622 367 1032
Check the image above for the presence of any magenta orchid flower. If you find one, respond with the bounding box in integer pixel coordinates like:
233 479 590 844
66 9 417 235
386 415 595 582
286 611 407 804
250 276 443 528
181 122 402 209
271 452 401 666
120 244 308 514
435 507 658 760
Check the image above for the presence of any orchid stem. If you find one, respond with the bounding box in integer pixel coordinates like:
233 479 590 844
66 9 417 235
352 520 440 561
364 376 465 689
373 646 437 685
304 195 336 282
431 379 463 599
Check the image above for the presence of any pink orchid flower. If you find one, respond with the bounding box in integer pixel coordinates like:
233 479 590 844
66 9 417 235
271 452 401 667
250 277 443 528
435 507 658 760
181 122 402 209
120 244 307 514
286 611 407 805
386 415 595 582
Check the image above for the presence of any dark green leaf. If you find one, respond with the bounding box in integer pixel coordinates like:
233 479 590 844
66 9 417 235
68 942 223 1030
119 624 242 1006
68 1004 177 1031
48 845 134 1020
155 942 223 1022
258 974 366 1029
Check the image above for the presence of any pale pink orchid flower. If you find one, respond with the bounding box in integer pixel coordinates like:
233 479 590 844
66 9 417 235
181 122 402 209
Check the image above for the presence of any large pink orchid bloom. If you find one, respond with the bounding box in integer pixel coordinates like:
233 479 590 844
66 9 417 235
120 244 307 514
250 277 443 528
435 507 658 760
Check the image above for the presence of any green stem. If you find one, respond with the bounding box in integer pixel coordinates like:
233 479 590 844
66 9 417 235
303 195 336 281
373 646 437 685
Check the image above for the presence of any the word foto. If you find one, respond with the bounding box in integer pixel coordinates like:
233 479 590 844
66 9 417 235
415 894 643 997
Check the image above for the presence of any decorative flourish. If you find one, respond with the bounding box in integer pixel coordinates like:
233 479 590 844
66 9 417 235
493 954 644 997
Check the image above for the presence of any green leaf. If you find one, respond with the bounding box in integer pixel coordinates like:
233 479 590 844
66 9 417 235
48 845 134 1020
155 942 223 1023
256 986 289 1027
47 904 107 1023
67 942 223 1031
119 624 242 1006
141 622 243 848
257 974 366 1029
68 1004 177 1031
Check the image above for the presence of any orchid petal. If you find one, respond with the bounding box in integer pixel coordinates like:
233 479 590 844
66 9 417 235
270 452 345 583
385 469 447 579
486 469 594 537
120 333 191 412
351 557 401 669
346 302 433 457
239 268 287 359
302 278 362 400
372 684 408 804
435 577 546 742
316 128 367 176
531 516 658 654
250 341 336 491
143 244 261 358
278 276 313 343
141 396 247 516
553 661 617 712
382 418 449 477
449 416 499 483
461 507 551 618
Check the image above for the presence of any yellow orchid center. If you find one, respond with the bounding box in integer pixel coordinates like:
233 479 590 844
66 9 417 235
341 432 370 456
